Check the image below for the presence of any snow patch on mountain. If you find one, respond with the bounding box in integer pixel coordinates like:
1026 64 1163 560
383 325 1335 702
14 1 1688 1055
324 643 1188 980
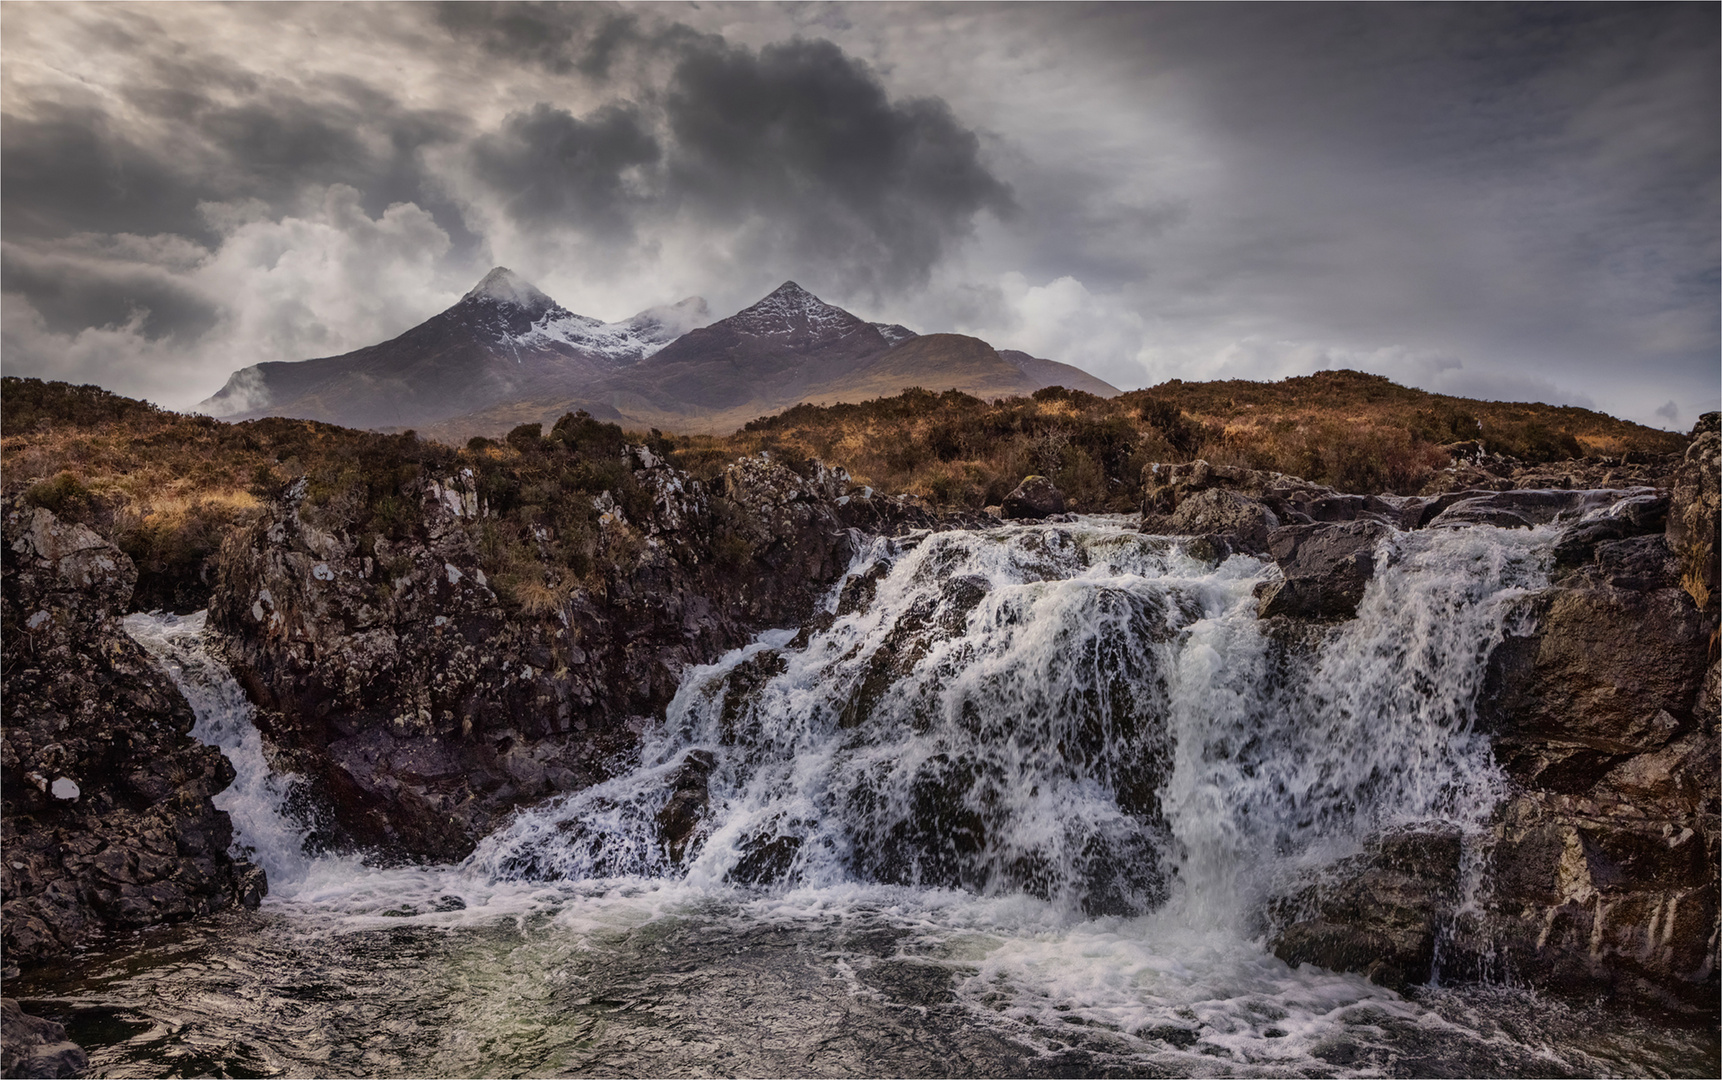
872 322 919 346
731 281 865 339
511 296 713 364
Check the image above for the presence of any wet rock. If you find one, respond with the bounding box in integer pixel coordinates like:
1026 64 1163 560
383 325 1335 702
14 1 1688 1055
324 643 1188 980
1 999 87 1079
1001 475 1066 520
1426 501 1534 529
728 828 804 886
1476 791 1719 1011
209 450 988 863
1667 413 1720 611
1479 585 1707 756
1256 520 1392 620
1456 438 1720 1012
1420 488 1620 530
3 500 262 967
1154 488 1280 555
1271 826 1462 992
657 749 718 864
1140 460 1328 518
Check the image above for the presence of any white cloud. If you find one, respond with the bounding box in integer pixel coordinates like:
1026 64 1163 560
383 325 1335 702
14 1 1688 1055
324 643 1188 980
3 186 466 410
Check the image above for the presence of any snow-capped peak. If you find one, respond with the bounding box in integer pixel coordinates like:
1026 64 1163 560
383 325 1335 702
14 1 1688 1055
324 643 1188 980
732 281 864 338
504 295 712 365
464 267 556 315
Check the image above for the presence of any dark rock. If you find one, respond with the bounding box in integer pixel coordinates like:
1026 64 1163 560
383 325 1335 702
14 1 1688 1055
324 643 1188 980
1478 586 1707 756
1140 460 1329 518
1423 488 1621 530
727 829 803 886
1 999 87 1079
1477 792 1719 1011
1256 521 1392 620
1581 535 1682 592
3 501 262 967
1141 482 1287 555
1427 501 1534 529
1270 826 1463 992
1001 475 1066 520
1551 516 1638 568
1159 489 1280 555
1667 417 1720 612
657 749 718 864
208 450 987 863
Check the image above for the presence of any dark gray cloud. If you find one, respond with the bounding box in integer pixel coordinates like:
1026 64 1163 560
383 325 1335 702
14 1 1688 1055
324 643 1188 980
434 1 649 79
0 243 220 341
470 103 660 238
0 1 1713 426
661 36 1015 296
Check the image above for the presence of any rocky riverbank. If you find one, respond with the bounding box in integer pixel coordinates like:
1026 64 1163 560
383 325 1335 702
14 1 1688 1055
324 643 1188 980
1141 417 1720 1012
3 405 1715 1033
207 450 989 863
1 501 265 973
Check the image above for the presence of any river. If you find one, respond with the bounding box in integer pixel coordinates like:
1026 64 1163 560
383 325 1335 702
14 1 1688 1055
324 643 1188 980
10 518 1717 1077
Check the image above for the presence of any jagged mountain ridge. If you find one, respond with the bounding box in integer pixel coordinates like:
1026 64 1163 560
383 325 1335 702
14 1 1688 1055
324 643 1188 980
200 269 1118 438
199 268 709 430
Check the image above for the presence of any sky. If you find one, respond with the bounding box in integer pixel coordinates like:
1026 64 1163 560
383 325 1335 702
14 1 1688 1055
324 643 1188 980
2 1 1716 430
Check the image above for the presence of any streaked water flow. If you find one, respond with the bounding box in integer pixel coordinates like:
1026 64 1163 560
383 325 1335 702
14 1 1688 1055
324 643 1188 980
8 517 1713 1077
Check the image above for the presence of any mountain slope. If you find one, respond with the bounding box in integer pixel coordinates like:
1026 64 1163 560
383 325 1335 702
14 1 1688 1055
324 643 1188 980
586 281 899 415
198 268 708 430
423 285 1120 438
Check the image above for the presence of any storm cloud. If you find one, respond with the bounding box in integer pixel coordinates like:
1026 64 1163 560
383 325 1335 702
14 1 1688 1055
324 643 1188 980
660 36 1016 294
1 2 1714 428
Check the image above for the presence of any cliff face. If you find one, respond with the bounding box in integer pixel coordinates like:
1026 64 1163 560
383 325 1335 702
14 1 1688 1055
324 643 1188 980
208 448 982 862
1 501 263 968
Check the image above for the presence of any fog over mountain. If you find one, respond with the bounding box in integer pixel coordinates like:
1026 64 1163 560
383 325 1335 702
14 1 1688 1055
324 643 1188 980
3 3 1715 429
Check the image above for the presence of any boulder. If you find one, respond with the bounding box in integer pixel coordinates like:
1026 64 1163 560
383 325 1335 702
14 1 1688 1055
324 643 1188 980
1270 826 1462 992
1140 460 1328 517
1001 475 1066 520
1256 520 1392 620
1 999 87 1079
657 749 718 864
1479 585 1707 757
1420 488 1622 530
2 501 262 968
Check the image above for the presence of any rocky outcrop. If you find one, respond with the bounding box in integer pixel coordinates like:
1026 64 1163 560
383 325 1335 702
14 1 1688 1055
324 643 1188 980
1264 422 1720 1014
1255 520 1392 620
2 501 263 969
1271 827 1462 992
1 999 87 1079
1001 475 1066 520
209 450 986 863
1667 412 1720 611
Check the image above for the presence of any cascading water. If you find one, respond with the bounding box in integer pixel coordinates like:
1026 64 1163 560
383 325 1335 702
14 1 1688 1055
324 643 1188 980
470 518 1533 930
121 610 322 889
24 516 1708 1077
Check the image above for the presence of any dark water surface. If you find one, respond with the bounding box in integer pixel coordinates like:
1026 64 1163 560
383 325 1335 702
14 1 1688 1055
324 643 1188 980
10 892 1717 1079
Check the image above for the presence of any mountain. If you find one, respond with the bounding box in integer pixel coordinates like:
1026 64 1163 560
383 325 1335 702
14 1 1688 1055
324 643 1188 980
197 267 710 430
421 282 1119 439
201 270 1119 439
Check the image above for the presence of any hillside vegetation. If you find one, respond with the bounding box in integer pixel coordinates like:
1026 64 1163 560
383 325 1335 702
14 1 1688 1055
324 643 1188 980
668 370 1685 512
1 371 1685 610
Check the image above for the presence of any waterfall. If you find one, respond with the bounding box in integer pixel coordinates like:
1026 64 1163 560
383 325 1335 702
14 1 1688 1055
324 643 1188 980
122 611 324 891
469 517 1551 926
